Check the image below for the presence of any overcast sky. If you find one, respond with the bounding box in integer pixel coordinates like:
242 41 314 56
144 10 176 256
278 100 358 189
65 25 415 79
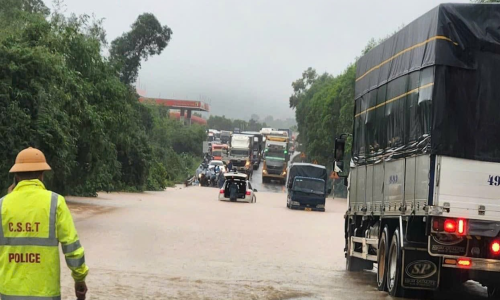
61 0 469 120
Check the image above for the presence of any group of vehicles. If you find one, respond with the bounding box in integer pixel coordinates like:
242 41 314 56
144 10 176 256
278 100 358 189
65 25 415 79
218 162 330 211
334 4 500 298
204 128 295 184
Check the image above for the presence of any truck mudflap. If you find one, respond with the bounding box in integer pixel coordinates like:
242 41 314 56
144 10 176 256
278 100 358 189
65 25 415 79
402 248 440 290
428 234 468 257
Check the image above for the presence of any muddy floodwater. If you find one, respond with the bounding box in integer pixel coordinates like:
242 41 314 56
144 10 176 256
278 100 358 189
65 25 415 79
60 183 490 299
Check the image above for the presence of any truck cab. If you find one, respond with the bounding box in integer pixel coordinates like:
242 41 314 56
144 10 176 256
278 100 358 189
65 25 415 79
228 134 254 179
262 136 289 184
286 163 329 211
211 144 228 161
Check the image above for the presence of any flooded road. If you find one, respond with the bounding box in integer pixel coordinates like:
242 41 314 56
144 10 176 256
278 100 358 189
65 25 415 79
60 185 490 299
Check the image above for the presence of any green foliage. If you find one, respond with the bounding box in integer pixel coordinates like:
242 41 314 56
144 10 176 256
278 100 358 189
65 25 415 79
0 2 199 196
207 115 268 132
110 13 173 85
290 66 357 196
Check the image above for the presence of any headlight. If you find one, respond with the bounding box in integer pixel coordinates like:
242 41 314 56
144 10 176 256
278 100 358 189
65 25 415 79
281 171 287 176
198 174 202 178
245 161 251 167
262 169 268 174
291 201 300 206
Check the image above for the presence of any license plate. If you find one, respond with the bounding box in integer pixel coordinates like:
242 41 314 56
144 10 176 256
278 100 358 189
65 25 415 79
305 208 312 211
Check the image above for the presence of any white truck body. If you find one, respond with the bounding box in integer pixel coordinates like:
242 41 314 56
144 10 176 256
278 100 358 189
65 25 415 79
231 134 250 150
433 156 500 221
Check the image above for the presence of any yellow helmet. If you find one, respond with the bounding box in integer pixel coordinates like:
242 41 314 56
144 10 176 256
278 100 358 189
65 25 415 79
9 147 51 173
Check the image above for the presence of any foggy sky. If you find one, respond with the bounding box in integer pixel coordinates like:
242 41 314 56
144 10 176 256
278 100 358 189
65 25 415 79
61 0 469 120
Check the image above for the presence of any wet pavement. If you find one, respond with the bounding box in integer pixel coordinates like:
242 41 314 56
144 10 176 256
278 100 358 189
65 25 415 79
60 182 490 299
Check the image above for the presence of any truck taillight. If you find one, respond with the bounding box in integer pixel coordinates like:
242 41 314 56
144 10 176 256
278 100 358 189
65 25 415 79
458 219 465 234
246 190 251 196
432 218 466 235
444 219 456 233
220 189 224 194
492 241 500 255
457 258 471 267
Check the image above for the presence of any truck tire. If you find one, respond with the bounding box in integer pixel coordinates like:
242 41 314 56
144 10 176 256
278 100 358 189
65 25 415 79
387 227 406 297
377 226 389 291
488 286 500 299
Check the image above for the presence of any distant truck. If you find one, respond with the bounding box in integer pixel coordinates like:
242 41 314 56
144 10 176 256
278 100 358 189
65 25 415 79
278 128 291 138
242 131 264 169
228 134 254 178
262 136 289 184
211 144 228 161
286 163 330 212
220 131 231 145
233 127 241 134
337 4 500 297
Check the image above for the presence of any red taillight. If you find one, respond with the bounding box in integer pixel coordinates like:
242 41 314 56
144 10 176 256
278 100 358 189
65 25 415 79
492 242 500 255
457 258 471 267
444 219 456 233
219 189 224 194
246 190 251 196
458 219 465 235
433 219 440 231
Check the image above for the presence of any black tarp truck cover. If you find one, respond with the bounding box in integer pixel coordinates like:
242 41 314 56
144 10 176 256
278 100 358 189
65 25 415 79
287 163 328 190
353 3 500 165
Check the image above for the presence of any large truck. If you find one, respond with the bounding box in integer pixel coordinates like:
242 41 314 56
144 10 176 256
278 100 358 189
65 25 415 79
278 128 291 139
242 131 264 169
228 134 254 178
334 4 500 297
211 144 228 161
286 163 330 212
220 131 231 145
262 136 289 184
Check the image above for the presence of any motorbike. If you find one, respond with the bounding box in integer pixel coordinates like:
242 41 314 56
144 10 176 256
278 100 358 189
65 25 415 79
198 163 210 186
206 167 218 187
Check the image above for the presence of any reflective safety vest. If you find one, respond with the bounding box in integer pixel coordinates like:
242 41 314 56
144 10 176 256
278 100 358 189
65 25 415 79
0 180 89 299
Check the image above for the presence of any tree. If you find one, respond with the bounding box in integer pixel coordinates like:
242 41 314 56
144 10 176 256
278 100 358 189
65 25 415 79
110 13 173 85
0 1 202 195
250 114 260 122
289 67 318 108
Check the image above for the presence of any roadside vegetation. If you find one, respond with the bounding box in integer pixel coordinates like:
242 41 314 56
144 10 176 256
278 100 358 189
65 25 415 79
0 0 204 196
208 114 296 132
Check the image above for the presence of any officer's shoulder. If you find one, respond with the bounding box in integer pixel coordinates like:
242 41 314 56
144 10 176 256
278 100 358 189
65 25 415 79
48 191 67 203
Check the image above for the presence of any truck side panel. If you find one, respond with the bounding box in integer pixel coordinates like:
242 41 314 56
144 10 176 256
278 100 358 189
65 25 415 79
435 156 500 220
356 166 367 213
415 155 430 214
349 167 358 213
366 165 374 213
372 163 384 214
384 159 405 215
405 157 416 215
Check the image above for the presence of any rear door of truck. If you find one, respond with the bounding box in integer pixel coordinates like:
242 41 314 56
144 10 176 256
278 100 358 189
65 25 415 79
434 155 500 220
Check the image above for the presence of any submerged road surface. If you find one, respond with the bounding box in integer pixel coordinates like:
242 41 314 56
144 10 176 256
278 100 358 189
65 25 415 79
61 186 490 299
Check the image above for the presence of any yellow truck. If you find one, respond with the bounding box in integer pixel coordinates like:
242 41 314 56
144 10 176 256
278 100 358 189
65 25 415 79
262 136 289 184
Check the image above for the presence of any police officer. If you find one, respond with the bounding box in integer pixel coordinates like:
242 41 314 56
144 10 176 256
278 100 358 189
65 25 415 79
0 147 89 299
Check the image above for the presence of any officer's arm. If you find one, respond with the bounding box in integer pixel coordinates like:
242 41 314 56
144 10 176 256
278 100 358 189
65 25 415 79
56 195 89 282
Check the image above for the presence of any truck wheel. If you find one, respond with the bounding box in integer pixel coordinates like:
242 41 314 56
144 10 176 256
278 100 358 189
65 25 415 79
377 226 389 291
488 286 500 299
387 227 405 297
